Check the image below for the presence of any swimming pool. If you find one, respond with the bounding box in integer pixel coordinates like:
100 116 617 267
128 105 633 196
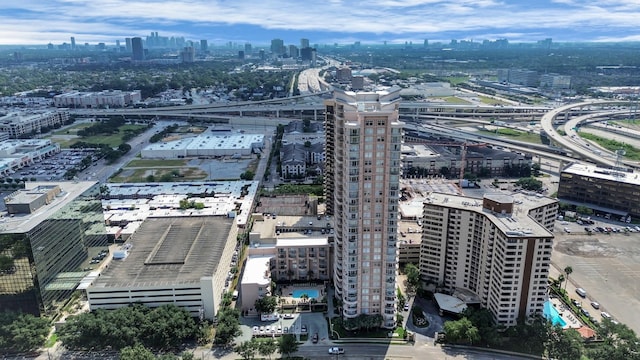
543 300 567 327
291 289 320 299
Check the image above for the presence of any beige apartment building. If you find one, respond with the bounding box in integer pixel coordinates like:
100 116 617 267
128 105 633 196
241 214 331 312
324 88 403 328
420 193 557 326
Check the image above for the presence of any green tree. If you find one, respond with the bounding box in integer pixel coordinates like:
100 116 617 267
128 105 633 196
531 162 541 176
119 344 155 360
404 263 421 293
180 351 195 360
255 296 278 314
0 312 50 352
588 318 640 360
443 317 480 345
546 327 583 360
235 339 258 360
213 307 241 346
258 339 278 359
240 170 255 180
278 335 298 358
564 266 573 291
515 177 543 191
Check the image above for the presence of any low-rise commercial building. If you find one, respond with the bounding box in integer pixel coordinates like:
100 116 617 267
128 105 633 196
401 143 531 178
141 130 264 159
0 139 60 175
0 110 69 138
558 163 640 218
53 90 141 108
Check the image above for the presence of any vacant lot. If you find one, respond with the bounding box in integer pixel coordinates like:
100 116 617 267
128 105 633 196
49 124 148 148
477 127 543 144
553 229 640 334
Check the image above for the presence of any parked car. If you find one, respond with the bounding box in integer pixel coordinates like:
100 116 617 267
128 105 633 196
328 347 345 355
403 303 410 312
601 312 612 319
301 325 307 334
581 308 591 317
590 301 600 309
576 288 587 298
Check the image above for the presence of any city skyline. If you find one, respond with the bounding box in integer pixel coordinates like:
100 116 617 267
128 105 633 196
1 0 640 46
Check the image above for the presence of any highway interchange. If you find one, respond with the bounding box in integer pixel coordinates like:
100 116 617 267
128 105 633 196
61 84 640 360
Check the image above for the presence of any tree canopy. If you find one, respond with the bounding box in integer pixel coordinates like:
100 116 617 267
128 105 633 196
59 304 198 351
254 296 278 314
0 312 50 353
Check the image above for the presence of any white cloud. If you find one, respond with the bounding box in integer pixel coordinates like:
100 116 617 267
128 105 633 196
1 0 640 44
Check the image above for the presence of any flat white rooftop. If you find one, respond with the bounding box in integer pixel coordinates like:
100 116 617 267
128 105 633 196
276 237 328 248
563 163 640 186
242 256 273 286
0 181 98 234
425 192 554 238
143 132 264 152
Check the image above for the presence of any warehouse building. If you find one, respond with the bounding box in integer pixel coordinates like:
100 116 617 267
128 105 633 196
141 131 264 159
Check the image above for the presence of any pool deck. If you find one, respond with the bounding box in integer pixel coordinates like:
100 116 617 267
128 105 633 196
550 297 582 329
280 284 325 304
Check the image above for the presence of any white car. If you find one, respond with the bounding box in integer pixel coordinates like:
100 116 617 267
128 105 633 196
328 347 345 355
564 227 571 233
590 301 600 309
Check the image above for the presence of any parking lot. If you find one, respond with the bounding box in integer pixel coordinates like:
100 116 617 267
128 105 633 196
238 312 329 345
552 218 640 333
8 149 98 182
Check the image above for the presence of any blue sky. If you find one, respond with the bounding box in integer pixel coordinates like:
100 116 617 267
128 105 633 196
1 0 640 46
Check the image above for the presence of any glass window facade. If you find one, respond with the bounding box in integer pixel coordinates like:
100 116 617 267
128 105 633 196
0 183 107 316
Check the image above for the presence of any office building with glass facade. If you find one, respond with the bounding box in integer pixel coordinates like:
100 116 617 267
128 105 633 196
558 163 640 218
0 181 107 317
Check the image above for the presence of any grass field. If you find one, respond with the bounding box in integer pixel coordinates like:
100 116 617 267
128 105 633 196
51 124 148 148
478 95 510 105
444 76 469 85
109 167 208 183
478 128 543 144
51 123 93 136
127 159 187 167
579 131 640 161
432 96 471 105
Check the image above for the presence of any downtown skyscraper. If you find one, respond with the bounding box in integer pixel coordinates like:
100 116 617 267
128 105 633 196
324 88 403 328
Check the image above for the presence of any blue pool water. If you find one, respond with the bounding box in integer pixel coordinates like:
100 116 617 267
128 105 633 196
291 289 319 299
543 300 567 327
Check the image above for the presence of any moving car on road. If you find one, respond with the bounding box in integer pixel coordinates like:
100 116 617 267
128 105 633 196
328 347 345 354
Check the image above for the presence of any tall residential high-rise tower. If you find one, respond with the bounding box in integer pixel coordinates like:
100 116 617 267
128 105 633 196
419 193 557 326
324 88 403 328
131 37 144 60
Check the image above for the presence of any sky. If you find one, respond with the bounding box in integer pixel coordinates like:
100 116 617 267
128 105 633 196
1 0 640 46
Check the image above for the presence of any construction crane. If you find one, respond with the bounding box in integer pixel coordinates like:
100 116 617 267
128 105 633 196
404 140 486 194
